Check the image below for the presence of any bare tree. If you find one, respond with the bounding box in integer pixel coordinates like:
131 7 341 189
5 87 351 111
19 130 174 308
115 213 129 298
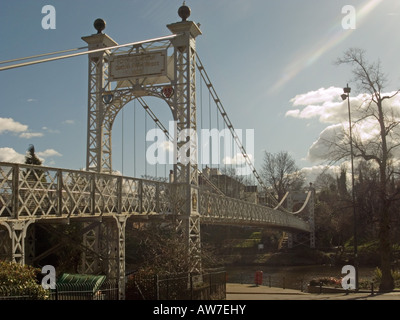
261 151 305 201
335 48 400 292
314 172 337 192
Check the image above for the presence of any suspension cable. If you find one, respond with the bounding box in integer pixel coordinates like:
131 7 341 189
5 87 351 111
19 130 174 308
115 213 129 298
195 52 279 207
155 120 158 179
133 100 137 177
200 75 204 173
136 96 225 195
122 108 124 176
144 110 148 178
0 46 88 65
0 34 178 71
196 52 315 214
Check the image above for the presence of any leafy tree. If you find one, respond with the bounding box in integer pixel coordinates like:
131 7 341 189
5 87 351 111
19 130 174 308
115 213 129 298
25 144 42 166
0 260 48 299
24 144 46 183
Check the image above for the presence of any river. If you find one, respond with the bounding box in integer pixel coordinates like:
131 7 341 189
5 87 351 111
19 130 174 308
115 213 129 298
225 265 377 291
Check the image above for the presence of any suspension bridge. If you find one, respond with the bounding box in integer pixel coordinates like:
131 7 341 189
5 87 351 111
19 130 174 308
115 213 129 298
0 4 314 299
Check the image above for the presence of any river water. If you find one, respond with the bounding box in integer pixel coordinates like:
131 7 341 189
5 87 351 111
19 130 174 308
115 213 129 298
225 265 377 291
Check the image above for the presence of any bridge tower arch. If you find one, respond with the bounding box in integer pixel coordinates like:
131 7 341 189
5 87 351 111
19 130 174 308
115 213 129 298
81 4 202 274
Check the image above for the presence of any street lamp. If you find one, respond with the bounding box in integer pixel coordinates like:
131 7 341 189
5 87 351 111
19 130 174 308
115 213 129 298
341 84 358 291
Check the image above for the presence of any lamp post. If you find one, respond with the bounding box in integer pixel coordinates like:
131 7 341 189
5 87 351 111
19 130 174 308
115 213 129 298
341 84 358 291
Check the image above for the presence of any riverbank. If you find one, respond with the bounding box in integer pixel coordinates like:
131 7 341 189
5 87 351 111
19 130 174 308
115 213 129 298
220 246 343 267
225 264 377 291
221 247 379 291
225 283 400 300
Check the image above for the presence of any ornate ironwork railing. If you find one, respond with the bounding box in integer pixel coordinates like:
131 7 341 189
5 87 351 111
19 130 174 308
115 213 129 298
199 192 310 232
0 162 172 219
0 162 310 232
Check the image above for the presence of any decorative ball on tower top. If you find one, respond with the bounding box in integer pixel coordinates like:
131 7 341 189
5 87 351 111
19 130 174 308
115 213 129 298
94 18 106 34
178 1 191 21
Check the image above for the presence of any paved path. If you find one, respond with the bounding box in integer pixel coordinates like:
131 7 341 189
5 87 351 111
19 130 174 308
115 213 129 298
226 283 400 300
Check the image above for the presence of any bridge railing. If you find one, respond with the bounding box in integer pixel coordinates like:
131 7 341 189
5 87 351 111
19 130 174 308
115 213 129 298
0 162 310 232
199 192 310 233
0 162 174 219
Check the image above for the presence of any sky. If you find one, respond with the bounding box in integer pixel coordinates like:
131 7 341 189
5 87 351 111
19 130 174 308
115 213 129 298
1 0 400 185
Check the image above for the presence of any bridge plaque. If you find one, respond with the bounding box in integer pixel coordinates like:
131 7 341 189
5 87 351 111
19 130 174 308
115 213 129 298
109 50 167 81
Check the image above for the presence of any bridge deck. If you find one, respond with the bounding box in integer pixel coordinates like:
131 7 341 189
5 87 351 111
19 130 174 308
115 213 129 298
0 162 310 232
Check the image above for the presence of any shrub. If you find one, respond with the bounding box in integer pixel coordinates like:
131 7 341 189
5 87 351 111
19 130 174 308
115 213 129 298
0 260 48 299
373 267 400 289
309 277 341 287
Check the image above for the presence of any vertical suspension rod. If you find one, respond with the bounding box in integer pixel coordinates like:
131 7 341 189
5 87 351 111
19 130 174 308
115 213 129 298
136 97 225 195
196 53 278 206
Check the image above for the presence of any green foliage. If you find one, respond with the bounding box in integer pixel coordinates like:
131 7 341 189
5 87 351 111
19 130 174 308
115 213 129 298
358 267 400 290
234 238 260 248
374 267 400 282
25 144 42 166
0 260 48 299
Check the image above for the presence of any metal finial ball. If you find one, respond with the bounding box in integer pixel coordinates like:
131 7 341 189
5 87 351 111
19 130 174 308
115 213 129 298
178 2 191 21
94 18 106 34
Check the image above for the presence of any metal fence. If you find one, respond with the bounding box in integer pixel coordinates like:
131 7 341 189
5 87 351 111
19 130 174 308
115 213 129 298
48 280 119 300
0 286 41 300
0 280 119 300
227 271 308 292
126 270 226 300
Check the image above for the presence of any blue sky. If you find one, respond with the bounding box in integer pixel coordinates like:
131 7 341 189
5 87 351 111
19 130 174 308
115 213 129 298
1 0 400 183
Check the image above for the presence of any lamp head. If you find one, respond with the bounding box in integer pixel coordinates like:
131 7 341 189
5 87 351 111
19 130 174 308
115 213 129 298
343 84 351 94
341 93 348 101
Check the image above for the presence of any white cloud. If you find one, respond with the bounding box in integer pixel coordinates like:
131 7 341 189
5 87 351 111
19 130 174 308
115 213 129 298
0 118 28 134
34 149 62 165
26 98 37 103
36 149 62 158
19 132 44 139
306 124 345 162
42 127 60 134
0 117 50 139
300 165 342 184
286 87 388 124
0 147 62 165
223 153 253 165
300 162 367 190
63 120 75 125
290 87 343 107
285 109 300 118
0 147 25 163
289 89 400 163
